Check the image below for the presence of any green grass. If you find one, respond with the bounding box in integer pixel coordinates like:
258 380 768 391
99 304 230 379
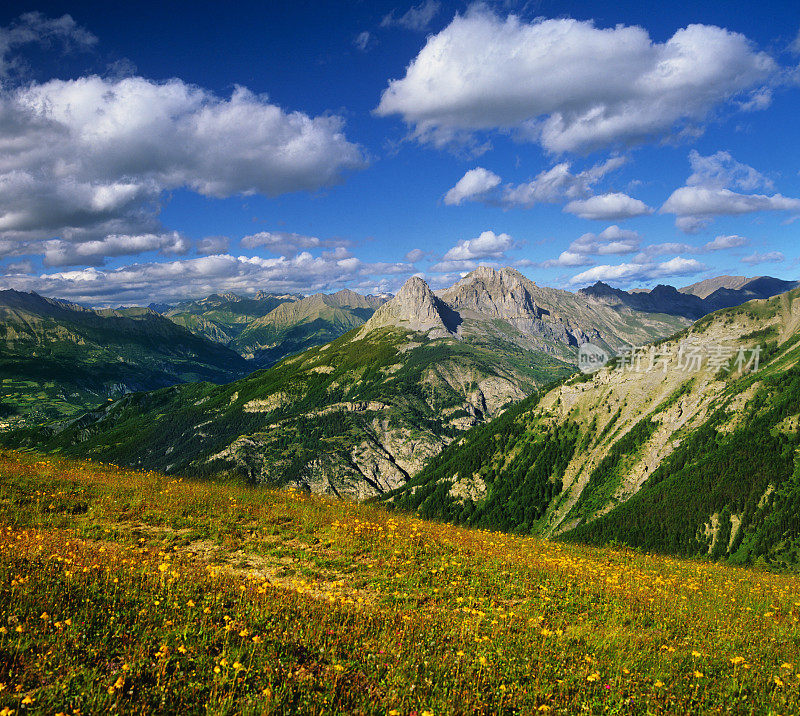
0 449 798 714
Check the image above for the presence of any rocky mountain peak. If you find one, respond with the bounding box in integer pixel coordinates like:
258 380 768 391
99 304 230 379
358 275 458 339
439 265 539 321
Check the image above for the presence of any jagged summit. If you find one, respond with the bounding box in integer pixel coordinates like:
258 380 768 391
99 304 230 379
439 266 541 322
357 267 687 354
358 275 459 339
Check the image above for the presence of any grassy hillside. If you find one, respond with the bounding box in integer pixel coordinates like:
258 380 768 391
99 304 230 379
165 293 297 345
5 326 571 498
232 291 383 367
0 291 250 427
0 449 798 714
386 288 800 568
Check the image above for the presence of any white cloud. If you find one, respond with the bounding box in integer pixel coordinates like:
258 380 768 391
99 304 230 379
2 252 415 307
790 28 800 54
571 225 641 255
503 157 626 207
541 225 640 268
640 242 695 256
564 192 652 221
375 8 776 152
443 167 501 205
1 259 32 274
429 230 514 272
240 231 327 256
0 73 365 263
442 230 513 261
0 12 96 79
428 259 500 274
381 1 441 32
405 248 425 262
686 149 773 191
661 187 800 217
662 151 800 231
742 250 784 265
42 232 189 267
570 256 705 286
196 236 229 255
704 234 747 250
446 157 626 208
674 216 710 234
540 251 595 268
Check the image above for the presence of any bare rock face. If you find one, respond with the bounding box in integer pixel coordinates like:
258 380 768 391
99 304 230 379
440 266 542 323
359 276 459 339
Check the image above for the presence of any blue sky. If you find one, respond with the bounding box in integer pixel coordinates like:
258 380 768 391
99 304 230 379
0 0 798 305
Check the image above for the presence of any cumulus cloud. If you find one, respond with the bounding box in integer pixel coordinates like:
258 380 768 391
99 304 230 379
1 252 415 307
541 225 640 268
429 230 514 272
540 251 594 269
238 231 351 258
405 248 425 262
704 234 748 250
0 72 365 264
640 242 695 256
742 250 784 264
442 230 513 261
41 231 190 267
1 259 32 274
196 236 229 255
443 167 501 205
662 151 800 231
446 157 626 208
662 187 800 220
685 149 773 191
381 1 441 32
572 225 641 255
375 8 776 152
570 257 705 286
503 157 626 207
564 192 652 221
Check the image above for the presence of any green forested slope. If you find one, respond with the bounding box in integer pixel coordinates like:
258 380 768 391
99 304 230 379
5 325 571 498
386 287 800 568
0 291 250 425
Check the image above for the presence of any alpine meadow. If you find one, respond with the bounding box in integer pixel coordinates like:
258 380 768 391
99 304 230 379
1 2 799 714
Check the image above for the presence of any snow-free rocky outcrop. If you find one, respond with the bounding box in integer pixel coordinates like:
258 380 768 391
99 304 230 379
358 276 459 339
360 268 690 360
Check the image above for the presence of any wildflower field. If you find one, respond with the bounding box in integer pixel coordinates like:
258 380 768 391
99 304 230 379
0 449 798 714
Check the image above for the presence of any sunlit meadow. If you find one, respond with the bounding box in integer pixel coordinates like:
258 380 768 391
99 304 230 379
0 449 798 714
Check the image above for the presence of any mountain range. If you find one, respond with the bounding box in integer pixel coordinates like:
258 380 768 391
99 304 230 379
387 285 800 568
4 267 800 566
163 289 388 367
0 290 249 425
582 275 798 319
5 268 794 504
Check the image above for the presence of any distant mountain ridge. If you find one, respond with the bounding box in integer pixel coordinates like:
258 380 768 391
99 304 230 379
235 289 386 365
580 275 798 320
163 289 387 367
0 289 250 425
164 292 300 345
